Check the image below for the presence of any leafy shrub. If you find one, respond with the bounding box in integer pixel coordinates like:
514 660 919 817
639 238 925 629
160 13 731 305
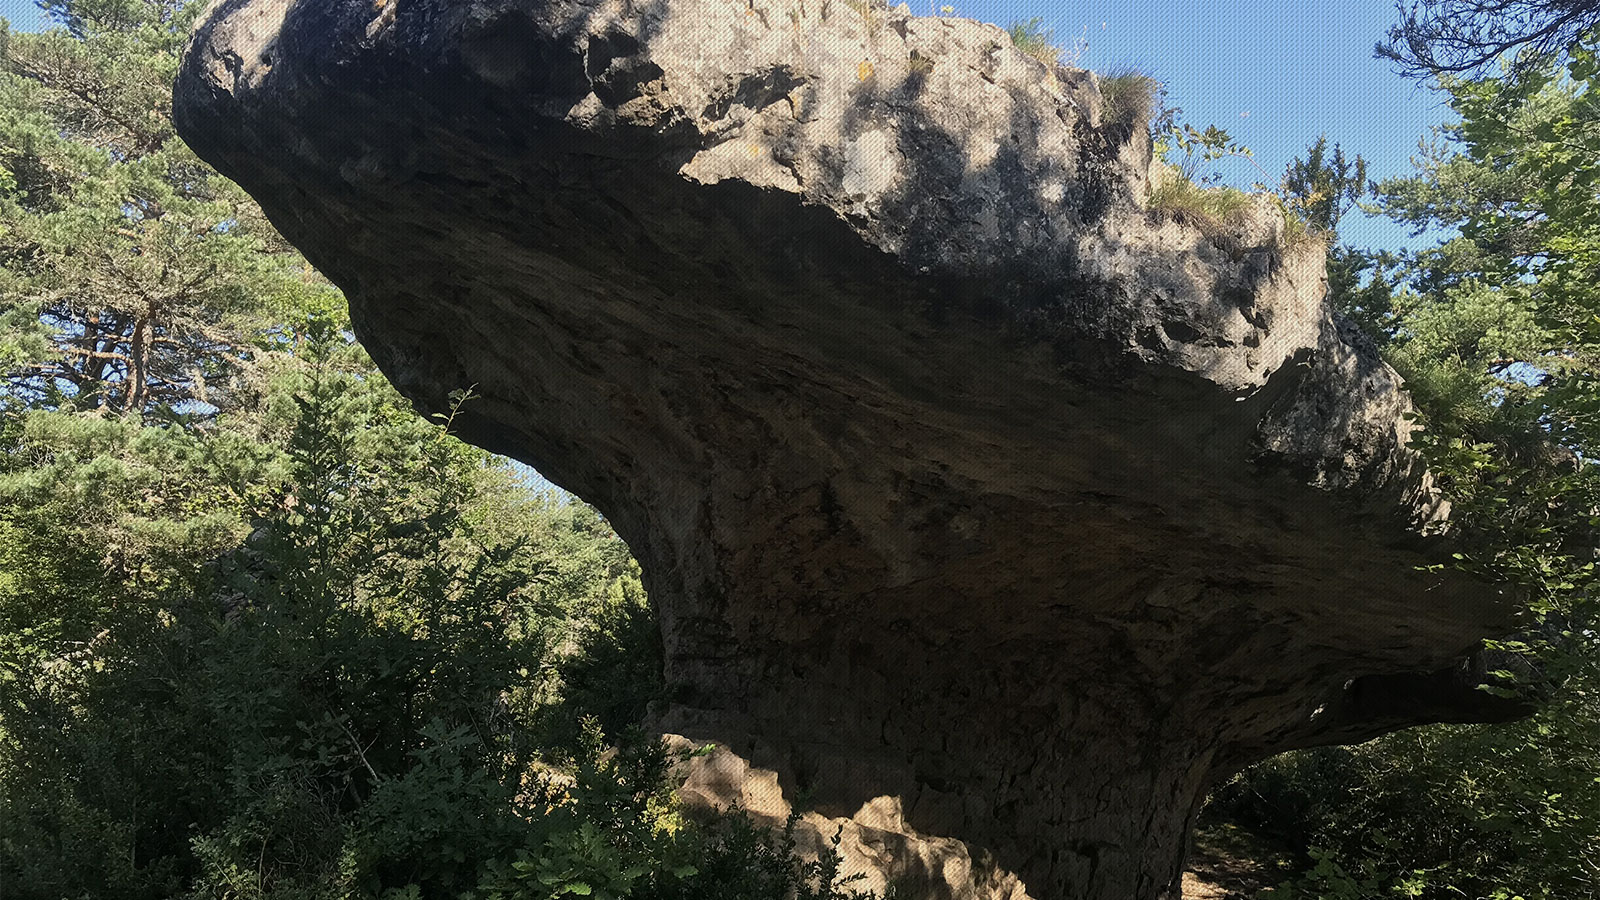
0 322 883 900
477 724 877 900
1213 669 1600 900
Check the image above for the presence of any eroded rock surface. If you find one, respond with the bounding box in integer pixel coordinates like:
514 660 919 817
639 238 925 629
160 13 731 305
175 1 1525 896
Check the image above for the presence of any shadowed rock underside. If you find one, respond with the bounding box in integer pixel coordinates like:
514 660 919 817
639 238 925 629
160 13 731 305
175 1 1526 896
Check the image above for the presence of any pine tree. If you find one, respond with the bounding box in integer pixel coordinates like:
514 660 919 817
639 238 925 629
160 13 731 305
0 0 339 417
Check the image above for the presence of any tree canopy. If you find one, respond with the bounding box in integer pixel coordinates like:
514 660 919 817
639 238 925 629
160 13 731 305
0 2 881 897
1217 21 1600 899
0 0 335 416
1381 0 1600 81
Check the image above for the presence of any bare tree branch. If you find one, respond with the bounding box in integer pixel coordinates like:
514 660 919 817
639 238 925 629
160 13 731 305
1379 0 1600 81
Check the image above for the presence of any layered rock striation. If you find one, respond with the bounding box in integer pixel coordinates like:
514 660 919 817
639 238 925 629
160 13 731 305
175 1 1526 896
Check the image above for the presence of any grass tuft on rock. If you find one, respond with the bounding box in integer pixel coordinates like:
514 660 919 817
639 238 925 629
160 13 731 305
1148 177 1252 226
1097 65 1163 130
1007 17 1063 65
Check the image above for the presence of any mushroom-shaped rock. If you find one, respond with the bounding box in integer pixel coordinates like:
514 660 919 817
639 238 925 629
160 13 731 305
175 2 1525 897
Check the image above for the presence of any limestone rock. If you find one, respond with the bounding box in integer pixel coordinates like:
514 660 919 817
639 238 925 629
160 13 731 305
174 1 1525 897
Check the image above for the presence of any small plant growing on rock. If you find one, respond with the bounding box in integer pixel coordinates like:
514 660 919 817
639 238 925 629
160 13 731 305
1148 177 1252 227
1092 64 1176 149
1149 123 1261 232
1149 122 1325 251
1097 65 1164 132
1149 169 1326 253
1007 17 1064 64
1167 123 1273 186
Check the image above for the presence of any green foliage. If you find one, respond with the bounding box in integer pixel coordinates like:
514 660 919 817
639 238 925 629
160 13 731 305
1 329 537 896
1326 246 1404 340
1282 136 1370 236
530 579 666 763
1217 667 1600 899
1146 177 1252 226
1221 41 1600 900
1151 123 1310 245
1160 123 1271 185
0 0 341 417
478 724 873 900
1354 55 1600 629
0 323 882 900
0 3 886 898
1151 127 1375 253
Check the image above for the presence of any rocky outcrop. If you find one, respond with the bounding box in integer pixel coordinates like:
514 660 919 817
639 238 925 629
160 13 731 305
174 1 1526 897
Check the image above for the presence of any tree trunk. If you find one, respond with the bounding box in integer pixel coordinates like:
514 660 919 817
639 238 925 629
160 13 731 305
125 313 151 414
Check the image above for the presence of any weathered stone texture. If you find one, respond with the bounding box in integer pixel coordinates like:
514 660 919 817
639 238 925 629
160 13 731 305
175 1 1524 896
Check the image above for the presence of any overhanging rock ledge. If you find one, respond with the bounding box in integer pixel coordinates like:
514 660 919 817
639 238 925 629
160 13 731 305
175 1 1525 897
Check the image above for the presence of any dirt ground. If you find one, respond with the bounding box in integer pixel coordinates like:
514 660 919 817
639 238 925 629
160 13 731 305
1181 823 1300 899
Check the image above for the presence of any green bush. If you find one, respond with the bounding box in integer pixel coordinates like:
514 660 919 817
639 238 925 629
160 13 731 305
1213 670 1600 900
0 325 882 899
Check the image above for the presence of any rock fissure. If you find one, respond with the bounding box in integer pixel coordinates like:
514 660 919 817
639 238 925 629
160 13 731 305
176 1 1528 896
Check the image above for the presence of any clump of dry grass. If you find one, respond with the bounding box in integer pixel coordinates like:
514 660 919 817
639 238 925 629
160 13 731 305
1148 176 1251 226
1149 174 1326 254
1096 65 1162 131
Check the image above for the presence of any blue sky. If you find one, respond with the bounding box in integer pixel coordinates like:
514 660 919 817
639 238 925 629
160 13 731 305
964 0 1451 251
0 0 42 29
1 0 1447 250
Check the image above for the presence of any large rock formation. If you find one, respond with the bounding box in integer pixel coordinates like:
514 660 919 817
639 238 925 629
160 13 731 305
174 1 1527 896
